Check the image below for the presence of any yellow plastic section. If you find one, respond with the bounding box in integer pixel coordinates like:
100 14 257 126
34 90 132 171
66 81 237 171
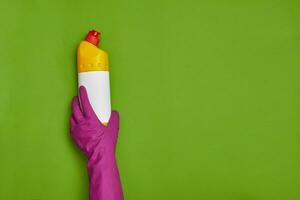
102 122 108 126
77 41 109 72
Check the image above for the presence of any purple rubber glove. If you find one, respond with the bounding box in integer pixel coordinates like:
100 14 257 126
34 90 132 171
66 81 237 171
70 86 124 200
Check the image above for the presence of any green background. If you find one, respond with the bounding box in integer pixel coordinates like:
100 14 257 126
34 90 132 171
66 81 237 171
1 0 300 199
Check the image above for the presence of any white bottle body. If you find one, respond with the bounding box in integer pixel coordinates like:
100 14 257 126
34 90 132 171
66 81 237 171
78 71 111 124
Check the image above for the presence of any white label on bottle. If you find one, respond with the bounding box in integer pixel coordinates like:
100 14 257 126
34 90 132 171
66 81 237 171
78 71 111 123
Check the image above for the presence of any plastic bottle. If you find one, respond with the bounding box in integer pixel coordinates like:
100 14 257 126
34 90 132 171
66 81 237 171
77 30 111 125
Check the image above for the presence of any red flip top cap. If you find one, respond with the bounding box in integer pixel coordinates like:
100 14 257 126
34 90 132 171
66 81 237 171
85 30 100 46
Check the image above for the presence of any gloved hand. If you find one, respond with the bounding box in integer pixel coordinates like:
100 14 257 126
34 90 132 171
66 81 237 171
70 86 124 200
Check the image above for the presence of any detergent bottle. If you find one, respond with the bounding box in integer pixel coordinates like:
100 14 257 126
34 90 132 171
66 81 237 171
77 30 111 125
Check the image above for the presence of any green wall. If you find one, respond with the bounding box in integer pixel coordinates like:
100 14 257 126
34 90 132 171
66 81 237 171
1 0 300 199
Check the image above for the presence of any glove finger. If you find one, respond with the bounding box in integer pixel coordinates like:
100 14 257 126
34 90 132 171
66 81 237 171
79 86 94 118
71 96 84 123
70 115 76 127
108 110 119 130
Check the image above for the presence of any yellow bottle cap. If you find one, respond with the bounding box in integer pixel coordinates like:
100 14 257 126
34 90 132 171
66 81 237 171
77 41 109 72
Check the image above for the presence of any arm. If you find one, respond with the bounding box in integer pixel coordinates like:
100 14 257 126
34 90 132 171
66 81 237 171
70 86 124 200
